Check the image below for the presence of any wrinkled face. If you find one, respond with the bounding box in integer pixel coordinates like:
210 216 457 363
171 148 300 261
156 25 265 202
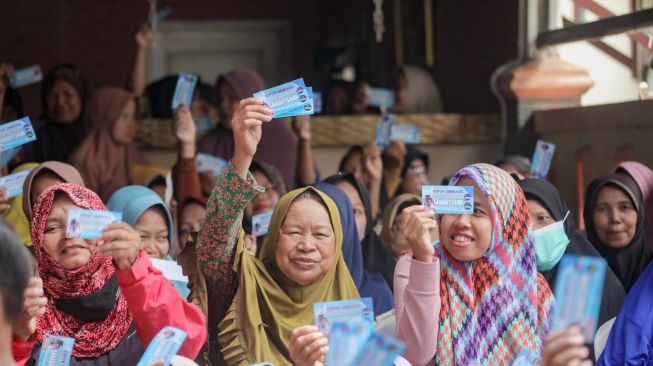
341 151 370 187
439 177 493 261
178 202 207 249
43 195 97 270
592 185 638 249
31 172 65 207
245 170 280 218
275 198 336 285
134 207 170 259
402 159 429 195
216 81 239 129
335 181 367 241
46 80 82 124
527 199 555 230
111 99 137 145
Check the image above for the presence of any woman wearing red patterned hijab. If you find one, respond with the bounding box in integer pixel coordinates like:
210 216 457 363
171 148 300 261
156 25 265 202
11 183 207 365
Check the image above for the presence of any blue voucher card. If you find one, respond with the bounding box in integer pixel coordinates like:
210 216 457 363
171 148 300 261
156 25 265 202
253 78 315 118
511 349 541 365
136 326 188 366
0 169 32 198
374 114 394 149
0 117 37 152
421 185 474 214
352 333 406 366
195 153 228 177
390 124 420 144
37 334 75 366
552 255 607 342
313 91 323 114
367 87 395 109
530 140 556 179
66 208 122 239
252 211 273 237
171 73 198 109
326 321 374 366
313 298 374 335
10 65 43 88
274 87 314 118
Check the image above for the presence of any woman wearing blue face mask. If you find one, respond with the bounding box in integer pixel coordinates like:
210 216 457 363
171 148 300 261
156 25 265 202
519 179 625 331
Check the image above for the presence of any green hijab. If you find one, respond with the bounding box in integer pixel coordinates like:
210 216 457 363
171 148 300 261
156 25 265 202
218 186 360 365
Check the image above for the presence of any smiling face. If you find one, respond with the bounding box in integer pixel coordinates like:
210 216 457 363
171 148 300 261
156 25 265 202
439 177 494 261
42 194 97 270
275 197 336 286
134 207 170 259
592 185 638 249
45 80 82 124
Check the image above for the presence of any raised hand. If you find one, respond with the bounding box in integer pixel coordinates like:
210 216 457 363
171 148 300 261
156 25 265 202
231 98 273 178
289 325 328 366
173 105 197 158
400 205 437 262
13 277 47 341
363 142 383 182
292 115 312 142
135 23 152 49
97 222 142 270
541 326 592 366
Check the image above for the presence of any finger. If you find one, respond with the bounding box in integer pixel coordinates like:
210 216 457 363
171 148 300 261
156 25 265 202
297 333 327 362
401 205 426 215
291 325 318 342
545 330 585 356
239 97 267 108
242 118 263 127
304 342 329 366
242 111 273 122
550 345 589 366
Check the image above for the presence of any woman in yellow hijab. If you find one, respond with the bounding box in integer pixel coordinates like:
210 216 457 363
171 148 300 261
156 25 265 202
195 98 359 366
2 162 39 246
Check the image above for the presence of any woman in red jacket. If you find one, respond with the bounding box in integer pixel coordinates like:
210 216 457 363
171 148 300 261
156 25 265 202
12 183 207 365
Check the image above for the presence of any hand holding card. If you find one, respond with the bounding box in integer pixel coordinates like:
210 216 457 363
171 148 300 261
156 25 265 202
231 98 273 178
97 222 142 270
399 205 437 262
289 325 328 366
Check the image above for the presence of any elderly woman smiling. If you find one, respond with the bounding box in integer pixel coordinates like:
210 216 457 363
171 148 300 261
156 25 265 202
196 98 359 366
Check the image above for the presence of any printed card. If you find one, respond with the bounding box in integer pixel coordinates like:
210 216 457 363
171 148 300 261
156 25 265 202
252 211 273 237
352 332 406 366
195 153 228 177
0 117 37 152
530 140 556 179
511 349 541 365
313 298 374 335
367 87 395 109
151 258 190 300
0 169 32 198
136 326 188 366
253 78 310 116
10 65 43 88
171 73 198 109
552 255 607 342
37 334 75 366
374 114 394 149
65 208 122 239
326 322 374 366
421 185 474 214
313 91 323 114
390 124 420 144
274 87 315 118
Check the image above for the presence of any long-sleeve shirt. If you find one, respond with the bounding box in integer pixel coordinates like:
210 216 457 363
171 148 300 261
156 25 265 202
12 250 207 365
394 254 441 366
172 157 207 213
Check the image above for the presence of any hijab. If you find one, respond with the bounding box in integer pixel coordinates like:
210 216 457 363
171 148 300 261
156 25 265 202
519 178 625 327
584 173 650 292
380 193 422 257
435 164 554 365
106 185 174 253
196 69 298 186
22 64 89 163
324 173 396 289
217 186 359 366
613 161 653 250
397 65 444 113
68 86 147 202
3 162 38 245
313 182 394 315
31 183 132 358
22 161 86 219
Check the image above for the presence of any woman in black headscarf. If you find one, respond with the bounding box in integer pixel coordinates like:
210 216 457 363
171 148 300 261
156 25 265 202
519 178 625 328
324 173 396 289
584 173 651 292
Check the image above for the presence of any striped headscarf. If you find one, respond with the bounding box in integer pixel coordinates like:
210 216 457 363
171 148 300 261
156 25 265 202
435 163 554 365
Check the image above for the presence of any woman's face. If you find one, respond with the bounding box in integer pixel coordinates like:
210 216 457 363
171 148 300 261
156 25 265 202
275 198 336 286
43 195 97 270
341 151 370 187
134 207 169 259
401 159 429 195
245 170 280 218
335 181 367 241
216 81 239 129
111 99 137 145
46 80 82 124
527 199 555 230
31 172 65 205
439 177 493 261
592 185 638 249
178 202 207 249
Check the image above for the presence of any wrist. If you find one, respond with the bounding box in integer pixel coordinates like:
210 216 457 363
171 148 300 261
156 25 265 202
413 252 435 263
232 151 253 179
179 143 196 158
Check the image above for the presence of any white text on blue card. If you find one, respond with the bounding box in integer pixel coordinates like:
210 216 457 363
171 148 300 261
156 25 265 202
313 298 374 335
37 334 75 366
353 332 406 366
530 140 556 179
171 73 198 109
253 78 313 117
367 87 395 109
66 209 122 239
0 117 37 152
390 124 420 144
421 185 474 214
326 321 373 366
274 87 315 118
11 65 43 88
136 326 188 366
0 170 32 198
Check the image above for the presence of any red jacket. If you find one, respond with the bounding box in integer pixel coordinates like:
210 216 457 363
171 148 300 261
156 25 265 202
13 250 207 364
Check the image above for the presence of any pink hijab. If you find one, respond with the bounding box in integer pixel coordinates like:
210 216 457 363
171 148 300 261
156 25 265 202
614 161 653 249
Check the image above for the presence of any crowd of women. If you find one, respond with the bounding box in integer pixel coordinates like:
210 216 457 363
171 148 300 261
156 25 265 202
0 24 652 366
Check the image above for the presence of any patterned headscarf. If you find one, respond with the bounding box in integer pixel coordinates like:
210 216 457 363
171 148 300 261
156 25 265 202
435 164 554 365
31 183 133 358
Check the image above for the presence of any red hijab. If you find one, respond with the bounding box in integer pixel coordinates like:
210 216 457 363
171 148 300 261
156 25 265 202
31 183 132 358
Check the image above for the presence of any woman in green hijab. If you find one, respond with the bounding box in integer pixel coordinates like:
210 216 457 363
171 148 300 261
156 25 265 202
196 97 359 366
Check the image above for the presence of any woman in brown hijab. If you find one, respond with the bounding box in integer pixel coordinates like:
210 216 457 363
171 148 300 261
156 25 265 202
22 161 86 220
196 69 299 186
68 86 146 202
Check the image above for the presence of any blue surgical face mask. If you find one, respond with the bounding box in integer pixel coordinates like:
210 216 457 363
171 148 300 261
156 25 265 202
534 211 570 272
